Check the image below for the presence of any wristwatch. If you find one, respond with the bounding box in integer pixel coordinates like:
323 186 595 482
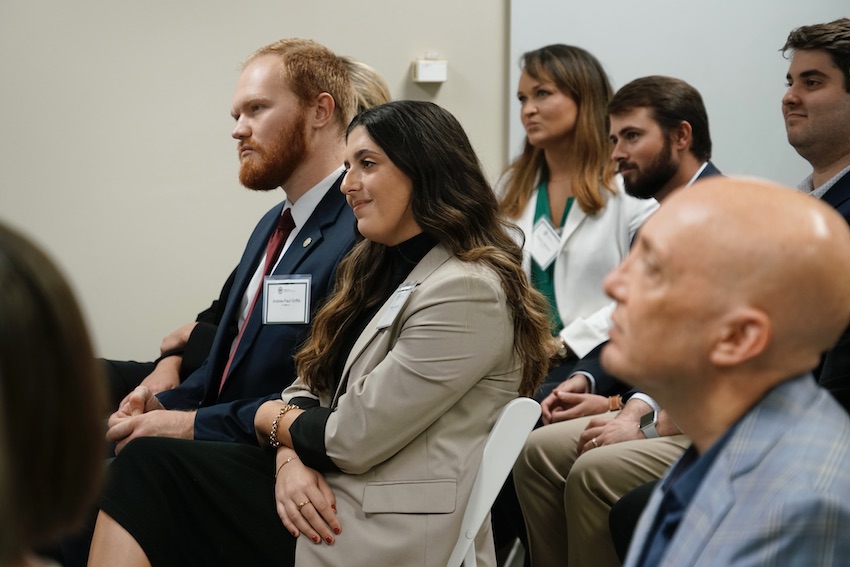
639 410 659 439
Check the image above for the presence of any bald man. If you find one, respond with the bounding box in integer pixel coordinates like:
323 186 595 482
610 177 850 567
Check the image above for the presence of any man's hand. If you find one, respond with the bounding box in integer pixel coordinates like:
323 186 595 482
159 322 198 354
115 386 164 417
137 356 182 396
107 386 194 453
577 411 645 455
541 375 591 424
545 392 609 424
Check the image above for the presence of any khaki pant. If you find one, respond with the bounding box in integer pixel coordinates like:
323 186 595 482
513 413 689 567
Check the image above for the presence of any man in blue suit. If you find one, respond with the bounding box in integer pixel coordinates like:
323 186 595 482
612 177 850 566
105 39 357 448
43 38 359 567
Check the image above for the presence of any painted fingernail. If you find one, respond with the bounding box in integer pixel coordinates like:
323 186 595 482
312 535 321 544
291 530 298 538
325 536 333 544
333 527 341 535
331 504 336 511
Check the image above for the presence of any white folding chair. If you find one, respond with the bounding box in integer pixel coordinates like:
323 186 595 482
446 397 541 567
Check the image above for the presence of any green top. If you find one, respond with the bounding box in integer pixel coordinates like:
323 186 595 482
530 180 573 335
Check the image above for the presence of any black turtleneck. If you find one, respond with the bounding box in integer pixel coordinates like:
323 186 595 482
289 231 438 472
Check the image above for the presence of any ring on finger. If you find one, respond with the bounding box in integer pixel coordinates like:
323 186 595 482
296 500 311 511
591 437 598 448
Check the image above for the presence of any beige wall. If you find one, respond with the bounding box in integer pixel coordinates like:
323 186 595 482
0 1 509 359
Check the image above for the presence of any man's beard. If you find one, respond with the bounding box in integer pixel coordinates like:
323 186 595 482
239 109 308 192
621 138 678 199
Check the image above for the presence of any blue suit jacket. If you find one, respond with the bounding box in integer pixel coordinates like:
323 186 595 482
817 170 850 413
576 161 723 395
624 375 850 566
157 174 356 444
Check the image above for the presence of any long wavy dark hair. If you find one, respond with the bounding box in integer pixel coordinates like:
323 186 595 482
294 100 550 397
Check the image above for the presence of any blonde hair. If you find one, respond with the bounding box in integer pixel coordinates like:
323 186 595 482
339 56 392 114
500 44 617 218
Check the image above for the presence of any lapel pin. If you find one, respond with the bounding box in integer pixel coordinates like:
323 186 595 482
302 237 312 248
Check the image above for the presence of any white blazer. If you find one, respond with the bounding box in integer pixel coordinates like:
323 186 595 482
498 174 658 357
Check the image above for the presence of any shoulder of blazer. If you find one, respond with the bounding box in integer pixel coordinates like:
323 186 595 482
699 161 723 179
717 375 825 479
823 170 850 217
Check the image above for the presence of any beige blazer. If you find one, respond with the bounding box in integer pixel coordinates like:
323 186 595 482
497 174 658 357
281 244 522 567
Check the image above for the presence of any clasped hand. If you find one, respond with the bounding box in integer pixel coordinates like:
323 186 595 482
540 375 608 424
106 386 195 454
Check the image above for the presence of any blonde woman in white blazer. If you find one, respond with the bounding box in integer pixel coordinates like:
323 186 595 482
499 44 657 399
88 102 552 567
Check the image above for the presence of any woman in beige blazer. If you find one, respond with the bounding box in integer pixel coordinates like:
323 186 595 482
88 101 551 567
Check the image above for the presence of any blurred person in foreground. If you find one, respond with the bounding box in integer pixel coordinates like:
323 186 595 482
0 221 107 567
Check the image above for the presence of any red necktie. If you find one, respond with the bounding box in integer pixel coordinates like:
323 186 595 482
219 208 295 394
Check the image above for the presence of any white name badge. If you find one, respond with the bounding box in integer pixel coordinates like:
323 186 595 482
262 275 312 324
376 282 418 329
530 217 561 270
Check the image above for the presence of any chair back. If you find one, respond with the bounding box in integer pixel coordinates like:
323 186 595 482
446 397 541 567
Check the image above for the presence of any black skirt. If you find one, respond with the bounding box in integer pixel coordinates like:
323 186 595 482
100 437 296 567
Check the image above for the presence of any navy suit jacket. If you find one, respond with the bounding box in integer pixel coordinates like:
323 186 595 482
157 174 356 444
575 162 723 395
816 169 850 413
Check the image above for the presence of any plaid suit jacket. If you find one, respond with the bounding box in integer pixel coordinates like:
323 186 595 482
625 375 850 566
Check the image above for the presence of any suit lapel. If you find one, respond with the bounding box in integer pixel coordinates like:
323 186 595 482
516 186 589 268
559 199 587 246
698 161 722 180
822 170 850 213
209 202 283 382
225 175 348 384
331 244 453 407
659 455 736 566
660 377 818 565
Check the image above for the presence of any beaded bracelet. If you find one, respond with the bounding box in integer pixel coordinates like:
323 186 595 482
269 404 299 448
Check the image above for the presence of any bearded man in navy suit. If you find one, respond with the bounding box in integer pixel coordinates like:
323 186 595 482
107 39 358 448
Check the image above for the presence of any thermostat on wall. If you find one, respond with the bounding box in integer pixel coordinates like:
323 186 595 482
411 55 447 83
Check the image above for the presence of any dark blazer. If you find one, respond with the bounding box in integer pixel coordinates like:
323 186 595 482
157 174 356 444
816 170 850 413
577 161 723 395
